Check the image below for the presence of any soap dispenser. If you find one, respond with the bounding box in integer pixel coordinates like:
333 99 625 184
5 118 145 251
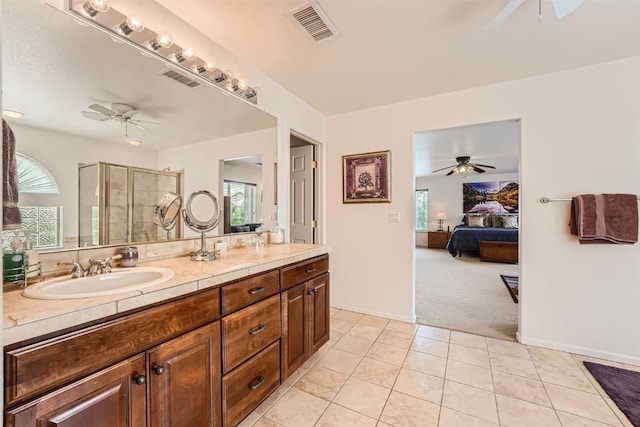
23 231 39 282
3 232 25 284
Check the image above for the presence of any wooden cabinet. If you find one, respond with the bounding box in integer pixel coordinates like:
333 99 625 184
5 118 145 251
148 322 221 427
222 341 280 427
479 241 518 264
280 255 330 381
6 354 147 427
427 231 451 249
4 255 330 427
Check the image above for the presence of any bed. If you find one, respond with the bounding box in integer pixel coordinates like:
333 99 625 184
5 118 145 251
446 225 519 257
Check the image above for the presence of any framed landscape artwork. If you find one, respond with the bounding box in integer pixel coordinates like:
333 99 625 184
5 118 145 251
342 150 391 203
463 181 519 213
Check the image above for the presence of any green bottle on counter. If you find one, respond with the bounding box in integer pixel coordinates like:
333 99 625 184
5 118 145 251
3 232 25 284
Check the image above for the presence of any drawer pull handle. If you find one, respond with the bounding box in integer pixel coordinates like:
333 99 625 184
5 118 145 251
306 287 318 295
249 286 265 295
249 324 266 335
306 268 317 273
134 374 146 385
153 365 165 375
249 376 266 390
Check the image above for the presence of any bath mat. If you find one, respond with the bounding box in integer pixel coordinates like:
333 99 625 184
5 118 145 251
500 274 518 303
583 361 640 426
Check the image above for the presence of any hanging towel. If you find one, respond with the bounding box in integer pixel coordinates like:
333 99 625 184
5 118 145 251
3 119 22 230
569 194 638 244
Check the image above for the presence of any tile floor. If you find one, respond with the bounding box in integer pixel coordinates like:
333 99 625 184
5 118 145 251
238 308 637 427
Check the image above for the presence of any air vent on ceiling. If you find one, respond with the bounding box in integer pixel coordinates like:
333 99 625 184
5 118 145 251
289 2 340 44
159 68 202 89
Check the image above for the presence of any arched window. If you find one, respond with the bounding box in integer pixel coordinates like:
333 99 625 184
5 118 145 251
17 153 60 194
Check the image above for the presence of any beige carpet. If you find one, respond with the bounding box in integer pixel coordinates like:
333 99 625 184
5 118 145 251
415 247 519 341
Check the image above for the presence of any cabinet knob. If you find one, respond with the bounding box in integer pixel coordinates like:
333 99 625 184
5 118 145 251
248 375 265 390
248 286 265 295
134 374 146 385
306 287 317 295
153 365 165 375
249 324 266 335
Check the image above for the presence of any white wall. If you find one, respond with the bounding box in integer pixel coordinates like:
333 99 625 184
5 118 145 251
327 56 640 364
12 124 158 246
417 172 519 231
158 128 277 238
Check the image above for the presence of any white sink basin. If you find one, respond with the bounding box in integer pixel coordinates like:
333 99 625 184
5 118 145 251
23 267 175 300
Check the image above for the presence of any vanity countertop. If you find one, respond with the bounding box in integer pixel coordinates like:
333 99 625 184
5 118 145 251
3 243 330 346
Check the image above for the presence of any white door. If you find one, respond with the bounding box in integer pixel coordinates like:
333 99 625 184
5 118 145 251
290 145 315 243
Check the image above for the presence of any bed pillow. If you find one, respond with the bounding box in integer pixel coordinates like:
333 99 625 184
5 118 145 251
502 215 518 228
467 215 486 227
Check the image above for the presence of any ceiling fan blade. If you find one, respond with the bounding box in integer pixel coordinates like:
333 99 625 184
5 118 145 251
483 0 526 30
88 103 117 117
432 164 457 173
475 163 496 169
472 166 486 173
81 111 109 121
552 0 583 19
130 118 160 125
129 121 148 131
446 170 455 176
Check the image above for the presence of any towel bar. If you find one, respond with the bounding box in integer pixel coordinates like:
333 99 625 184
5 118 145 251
540 196 640 204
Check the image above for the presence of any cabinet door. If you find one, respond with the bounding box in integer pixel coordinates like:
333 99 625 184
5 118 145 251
308 273 330 354
6 354 146 427
281 282 308 380
147 322 221 427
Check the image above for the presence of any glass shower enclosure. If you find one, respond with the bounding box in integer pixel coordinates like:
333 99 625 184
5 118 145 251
78 162 183 247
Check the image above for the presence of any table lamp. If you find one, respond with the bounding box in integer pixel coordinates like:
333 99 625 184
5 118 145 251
435 211 447 231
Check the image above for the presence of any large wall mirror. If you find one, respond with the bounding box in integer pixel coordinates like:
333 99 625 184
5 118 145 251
2 1 277 251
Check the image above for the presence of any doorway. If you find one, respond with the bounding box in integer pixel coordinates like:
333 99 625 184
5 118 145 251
413 119 521 341
290 134 317 244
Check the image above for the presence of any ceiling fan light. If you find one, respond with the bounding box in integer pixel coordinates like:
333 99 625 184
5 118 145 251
2 109 24 118
128 138 143 146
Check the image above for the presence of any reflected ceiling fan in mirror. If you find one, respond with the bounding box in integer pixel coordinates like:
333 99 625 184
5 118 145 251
484 0 583 30
80 103 157 131
432 156 496 176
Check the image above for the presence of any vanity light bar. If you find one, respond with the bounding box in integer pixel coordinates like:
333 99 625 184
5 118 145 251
68 0 259 105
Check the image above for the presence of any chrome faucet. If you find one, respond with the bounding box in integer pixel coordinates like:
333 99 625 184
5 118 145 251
57 261 85 278
88 254 123 275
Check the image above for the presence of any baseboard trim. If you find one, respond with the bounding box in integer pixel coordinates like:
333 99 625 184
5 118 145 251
331 303 416 324
519 335 640 366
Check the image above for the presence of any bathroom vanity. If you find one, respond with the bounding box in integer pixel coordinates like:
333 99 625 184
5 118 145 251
3 244 330 427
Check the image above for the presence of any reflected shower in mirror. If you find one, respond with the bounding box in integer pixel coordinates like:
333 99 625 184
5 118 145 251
1 1 277 251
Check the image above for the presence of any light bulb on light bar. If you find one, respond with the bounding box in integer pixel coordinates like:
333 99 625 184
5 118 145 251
143 33 173 51
77 0 110 18
245 87 261 99
237 79 249 91
114 17 145 37
168 48 196 64
191 59 216 74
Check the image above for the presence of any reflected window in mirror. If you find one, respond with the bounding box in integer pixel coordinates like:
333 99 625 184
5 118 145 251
224 181 258 230
2 154 63 250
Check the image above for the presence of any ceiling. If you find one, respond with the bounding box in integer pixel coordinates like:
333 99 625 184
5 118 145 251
159 0 640 116
2 1 276 150
414 119 520 178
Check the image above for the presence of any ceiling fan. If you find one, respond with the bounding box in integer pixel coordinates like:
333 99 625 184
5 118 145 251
484 0 584 30
432 156 496 176
80 103 156 131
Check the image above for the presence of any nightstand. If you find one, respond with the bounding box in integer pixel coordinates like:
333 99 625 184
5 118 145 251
427 231 451 249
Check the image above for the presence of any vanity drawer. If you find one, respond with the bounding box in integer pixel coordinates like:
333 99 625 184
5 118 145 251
280 255 329 291
221 270 280 315
221 294 281 373
222 340 280 427
5 287 220 407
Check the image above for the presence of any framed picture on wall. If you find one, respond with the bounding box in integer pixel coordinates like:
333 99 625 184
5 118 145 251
342 150 391 203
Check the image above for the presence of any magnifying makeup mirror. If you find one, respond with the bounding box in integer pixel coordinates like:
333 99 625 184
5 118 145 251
153 192 183 239
182 190 221 261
